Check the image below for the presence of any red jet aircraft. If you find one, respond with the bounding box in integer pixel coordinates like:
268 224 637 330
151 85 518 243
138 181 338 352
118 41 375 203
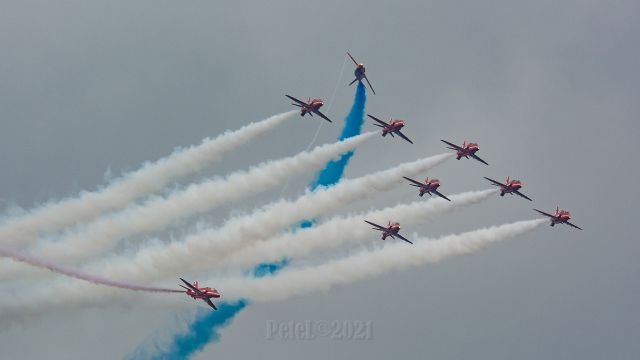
179 278 221 310
441 140 488 165
285 95 332 123
368 114 413 144
484 176 532 201
534 207 582 230
403 176 451 201
364 220 413 244
347 52 375 94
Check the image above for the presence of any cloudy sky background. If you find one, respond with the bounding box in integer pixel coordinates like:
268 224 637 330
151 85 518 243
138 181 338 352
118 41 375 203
1 0 639 359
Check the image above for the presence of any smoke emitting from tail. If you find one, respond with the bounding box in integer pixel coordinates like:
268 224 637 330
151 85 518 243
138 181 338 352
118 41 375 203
0 81 390 312
130 81 368 359
0 246 180 293
24 132 376 268
0 68 559 360
0 219 546 314
0 112 295 248
218 189 498 269
92 154 452 285
217 219 547 302
311 81 366 189
127 262 286 360
0 154 452 310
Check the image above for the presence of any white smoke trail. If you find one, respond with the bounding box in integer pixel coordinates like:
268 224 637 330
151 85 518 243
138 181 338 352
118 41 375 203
0 112 296 248
95 153 453 282
0 153 452 311
218 189 498 270
218 219 547 302
0 247 180 294
0 218 544 316
24 132 377 266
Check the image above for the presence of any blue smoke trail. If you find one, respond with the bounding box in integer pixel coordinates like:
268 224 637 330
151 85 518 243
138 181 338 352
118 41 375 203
310 81 366 190
131 82 366 360
127 260 288 360
300 81 366 229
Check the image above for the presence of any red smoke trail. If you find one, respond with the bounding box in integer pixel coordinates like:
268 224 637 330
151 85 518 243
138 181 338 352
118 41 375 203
0 247 181 294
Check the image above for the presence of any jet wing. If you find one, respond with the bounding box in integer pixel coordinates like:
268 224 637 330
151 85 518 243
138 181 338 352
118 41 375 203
363 75 376 95
433 190 451 201
348 78 358 86
285 95 308 107
533 209 556 218
364 220 387 231
483 177 504 187
367 114 389 127
347 52 358 66
565 221 583 230
393 233 414 244
312 109 332 123
471 154 489 165
403 176 425 187
513 190 533 201
394 130 413 144
202 297 218 310
440 139 463 151
180 278 206 296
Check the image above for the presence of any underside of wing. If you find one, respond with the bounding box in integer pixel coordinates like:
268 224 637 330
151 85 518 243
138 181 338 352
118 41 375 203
533 209 555 218
471 154 489 165
347 52 358 65
402 176 424 187
364 220 387 230
367 114 388 126
565 221 583 230
203 298 218 310
514 190 533 201
180 278 206 296
285 95 307 106
394 233 414 244
312 110 332 123
483 177 503 187
433 190 451 201
441 140 462 151
395 130 413 144
364 75 375 94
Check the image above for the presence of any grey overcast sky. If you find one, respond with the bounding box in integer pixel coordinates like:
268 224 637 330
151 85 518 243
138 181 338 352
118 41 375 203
1 1 639 359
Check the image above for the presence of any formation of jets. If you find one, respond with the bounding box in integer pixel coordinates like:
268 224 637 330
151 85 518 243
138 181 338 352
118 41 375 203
183 51 582 309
